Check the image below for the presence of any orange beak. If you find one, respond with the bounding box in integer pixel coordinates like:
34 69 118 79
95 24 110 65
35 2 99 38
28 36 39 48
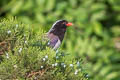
66 22 73 27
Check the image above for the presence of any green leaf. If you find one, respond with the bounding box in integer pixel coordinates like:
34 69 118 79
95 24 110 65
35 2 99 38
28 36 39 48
92 21 103 36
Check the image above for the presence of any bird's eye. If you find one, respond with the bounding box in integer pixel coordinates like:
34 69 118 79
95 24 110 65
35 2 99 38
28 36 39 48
62 22 66 24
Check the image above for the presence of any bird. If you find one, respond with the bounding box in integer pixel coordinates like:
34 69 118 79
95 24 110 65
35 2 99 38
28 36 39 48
47 20 73 50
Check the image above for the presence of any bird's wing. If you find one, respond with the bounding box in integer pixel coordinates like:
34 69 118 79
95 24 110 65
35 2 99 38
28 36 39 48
47 33 61 50
48 36 58 47
53 39 61 50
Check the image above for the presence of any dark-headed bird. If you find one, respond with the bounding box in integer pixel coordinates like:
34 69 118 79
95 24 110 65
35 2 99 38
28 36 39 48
47 20 73 50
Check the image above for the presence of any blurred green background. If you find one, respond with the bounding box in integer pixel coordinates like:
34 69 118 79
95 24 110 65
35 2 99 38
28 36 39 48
0 0 120 80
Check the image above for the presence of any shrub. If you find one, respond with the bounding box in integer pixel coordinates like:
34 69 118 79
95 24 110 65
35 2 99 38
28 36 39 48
0 18 88 80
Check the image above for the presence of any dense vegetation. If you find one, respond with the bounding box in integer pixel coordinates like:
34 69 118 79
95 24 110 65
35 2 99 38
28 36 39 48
0 0 120 80
0 18 88 79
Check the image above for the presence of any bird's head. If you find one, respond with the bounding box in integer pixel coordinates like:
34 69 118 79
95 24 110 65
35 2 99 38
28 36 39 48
51 20 73 30
48 20 73 41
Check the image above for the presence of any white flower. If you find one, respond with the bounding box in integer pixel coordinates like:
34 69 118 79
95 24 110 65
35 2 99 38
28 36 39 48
6 53 9 59
16 24 18 28
41 66 43 68
74 72 77 75
52 64 55 67
61 63 64 65
7 30 11 34
70 64 73 67
18 48 22 53
63 65 66 68
34 77 37 80
45 55 48 59
47 42 50 45
86 74 89 78
43 58 46 61
74 70 78 75
55 63 58 66
6 56 9 59
13 65 17 68
77 61 80 65
25 41 27 44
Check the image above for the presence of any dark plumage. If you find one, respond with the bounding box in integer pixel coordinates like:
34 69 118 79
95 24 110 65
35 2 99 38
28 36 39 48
47 20 73 50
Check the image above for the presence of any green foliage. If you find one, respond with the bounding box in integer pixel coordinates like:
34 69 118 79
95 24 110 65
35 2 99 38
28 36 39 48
64 31 120 80
0 18 88 80
0 0 120 35
0 0 120 80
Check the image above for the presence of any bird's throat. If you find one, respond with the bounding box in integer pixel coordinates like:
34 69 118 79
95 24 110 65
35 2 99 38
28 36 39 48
53 29 66 42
